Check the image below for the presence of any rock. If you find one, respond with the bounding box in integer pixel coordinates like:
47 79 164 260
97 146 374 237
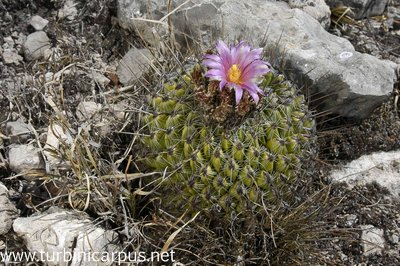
58 0 78 20
360 225 385 256
13 207 120 266
43 123 73 170
6 121 34 144
2 49 23 65
76 102 103 122
3 36 14 48
326 0 389 19
8 144 44 176
23 31 51 61
0 183 18 235
286 0 331 29
344 214 358 227
329 150 400 197
91 71 110 88
389 232 399 244
116 47 154 85
116 0 177 47
167 0 397 119
29 15 49 31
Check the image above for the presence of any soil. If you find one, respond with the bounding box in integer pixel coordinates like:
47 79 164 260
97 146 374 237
0 0 400 265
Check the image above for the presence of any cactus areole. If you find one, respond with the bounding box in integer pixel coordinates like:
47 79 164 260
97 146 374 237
140 41 315 216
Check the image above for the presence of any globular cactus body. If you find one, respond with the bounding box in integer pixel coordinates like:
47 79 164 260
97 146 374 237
140 62 314 215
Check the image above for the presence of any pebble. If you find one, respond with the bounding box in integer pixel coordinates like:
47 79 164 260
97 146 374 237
2 49 23 65
23 31 51 61
8 144 44 179
360 225 385 256
0 183 19 235
29 15 49 31
6 121 34 143
58 0 78 20
116 47 154 85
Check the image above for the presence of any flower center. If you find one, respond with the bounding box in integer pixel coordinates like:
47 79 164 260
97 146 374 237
227 64 242 84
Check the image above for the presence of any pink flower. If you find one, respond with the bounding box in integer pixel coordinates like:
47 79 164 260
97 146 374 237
202 41 271 104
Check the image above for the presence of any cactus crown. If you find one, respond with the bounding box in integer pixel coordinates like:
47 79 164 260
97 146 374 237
140 44 314 216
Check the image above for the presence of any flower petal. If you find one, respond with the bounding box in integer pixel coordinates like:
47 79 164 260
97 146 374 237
219 80 227 90
234 86 244 104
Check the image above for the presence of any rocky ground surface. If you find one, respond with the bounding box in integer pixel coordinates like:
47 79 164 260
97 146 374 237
0 0 400 265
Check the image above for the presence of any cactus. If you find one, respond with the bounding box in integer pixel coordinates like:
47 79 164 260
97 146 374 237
139 43 315 216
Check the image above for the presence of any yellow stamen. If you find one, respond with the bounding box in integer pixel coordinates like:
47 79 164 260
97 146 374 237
227 64 242 84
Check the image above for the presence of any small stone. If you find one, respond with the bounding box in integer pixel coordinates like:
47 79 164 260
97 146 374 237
0 183 19 235
3 12 12 22
6 121 34 143
58 0 78 20
29 15 49 31
389 233 399 244
330 150 400 198
43 123 73 170
91 71 110 88
116 47 154 85
345 214 358 227
360 225 385 256
2 49 23 65
3 36 14 48
13 207 120 266
23 31 51 61
8 144 44 177
76 102 103 122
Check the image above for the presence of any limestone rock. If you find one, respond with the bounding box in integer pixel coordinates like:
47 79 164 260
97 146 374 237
286 0 331 29
76 102 103 122
329 150 400 198
116 0 172 47
0 183 18 235
170 0 397 119
326 0 389 19
6 121 34 144
13 207 120 266
8 144 44 176
2 48 23 65
23 31 51 61
43 123 73 170
29 15 49 31
360 225 385 256
116 47 154 85
58 0 78 20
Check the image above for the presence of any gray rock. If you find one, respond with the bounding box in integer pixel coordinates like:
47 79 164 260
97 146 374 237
3 36 14 48
329 150 400 198
117 0 182 47
91 71 110 88
76 102 103 122
43 123 73 170
13 207 120 266
2 49 23 65
345 214 358 227
360 225 385 256
23 31 51 61
286 0 331 29
0 183 18 235
29 15 49 31
116 47 154 85
6 121 34 143
8 144 44 177
58 0 78 20
389 232 399 244
171 0 397 119
326 0 389 19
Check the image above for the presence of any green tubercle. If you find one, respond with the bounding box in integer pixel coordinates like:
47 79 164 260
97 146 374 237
139 63 315 216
